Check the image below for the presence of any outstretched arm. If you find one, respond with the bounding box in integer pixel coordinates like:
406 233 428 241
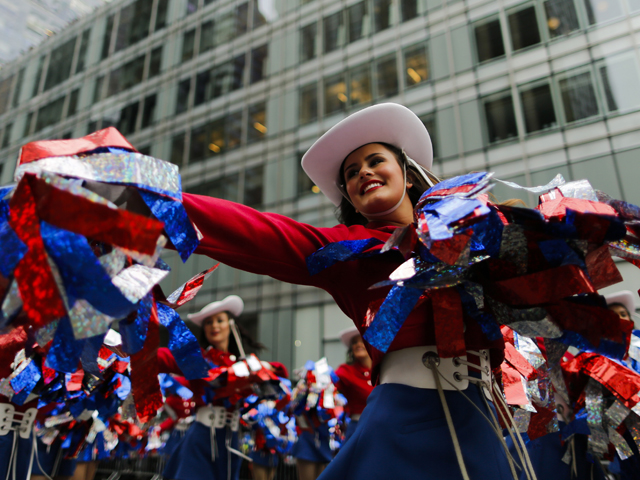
182 193 375 285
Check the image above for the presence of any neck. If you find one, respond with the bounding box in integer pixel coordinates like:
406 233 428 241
357 357 372 370
211 339 229 353
363 197 414 227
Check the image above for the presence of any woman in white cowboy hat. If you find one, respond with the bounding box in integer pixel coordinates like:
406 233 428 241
159 295 284 480
605 290 636 325
178 103 511 479
334 327 373 445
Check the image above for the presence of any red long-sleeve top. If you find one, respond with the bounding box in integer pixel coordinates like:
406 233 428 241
182 194 504 381
335 363 374 416
157 346 235 408
157 347 288 409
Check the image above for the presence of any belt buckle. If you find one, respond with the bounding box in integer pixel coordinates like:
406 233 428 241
0 404 14 436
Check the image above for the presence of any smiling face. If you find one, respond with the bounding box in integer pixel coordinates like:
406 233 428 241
350 334 370 365
609 304 631 321
342 143 414 225
202 311 231 352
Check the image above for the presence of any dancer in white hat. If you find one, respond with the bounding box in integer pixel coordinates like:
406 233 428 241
178 103 512 480
159 296 286 480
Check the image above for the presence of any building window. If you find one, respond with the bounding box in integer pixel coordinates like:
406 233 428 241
324 74 347 116
0 75 13 116
182 29 196 63
87 120 98 134
349 64 372 106
324 11 344 54
186 0 198 15
420 113 438 159
248 103 267 143
475 18 505 63
108 55 145 96
170 133 185 167
117 101 139 135
297 160 316 196
583 0 624 24
252 0 268 29
250 45 268 84
148 47 163 78
483 92 517 143
299 83 318 125
141 94 156 129
236 3 250 35
300 23 318 62
12 69 24 108
101 15 114 60
244 166 264 206
176 78 191 114
559 72 598 123
76 29 91 74
138 145 151 155
200 20 215 54
401 0 419 21
155 0 169 31
520 84 557 133
190 118 225 162
44 38 76 92
508 7 541 52
195 55 246 106
35 97 65 132
32 55 45 98
1 123 12 149
404 43 429 87
347 2 368 43
376 54 398 98
23 112 34 137
544 0 579 38
599 56 640 113
373 0 393 33
116 0 153 52
67 89 80 117
227 111 243 150
94 75 104 103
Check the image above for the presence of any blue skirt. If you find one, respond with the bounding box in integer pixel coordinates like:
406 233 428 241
163 427 189 459
32 438 77 476
250 449 279 467
163 422 241 480
343 419 359 445
0 431 34 480
506 432 570 480
292 424 332 463
319 383 512 480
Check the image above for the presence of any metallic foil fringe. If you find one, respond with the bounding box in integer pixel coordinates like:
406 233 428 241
111 264 168 304
15 152 182 200
494 173 566 193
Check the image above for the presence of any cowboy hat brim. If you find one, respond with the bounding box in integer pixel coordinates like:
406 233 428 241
301 103 433 206
339 326 361 347
605 290 636 317
187 295 244 326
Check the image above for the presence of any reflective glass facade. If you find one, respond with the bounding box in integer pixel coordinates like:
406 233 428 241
1 0 640 369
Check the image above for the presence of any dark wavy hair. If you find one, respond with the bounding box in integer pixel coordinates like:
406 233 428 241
335 143 440 226
199 311 266 358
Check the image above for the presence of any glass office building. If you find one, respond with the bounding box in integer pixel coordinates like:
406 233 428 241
1 0 640 370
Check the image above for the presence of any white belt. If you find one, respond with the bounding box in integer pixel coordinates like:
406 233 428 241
0 404 37 438
379 346 491 392
196 406 251 468
175 421 191 432
195 406 240 432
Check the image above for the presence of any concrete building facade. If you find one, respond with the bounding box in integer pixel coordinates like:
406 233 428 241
1 0 640 372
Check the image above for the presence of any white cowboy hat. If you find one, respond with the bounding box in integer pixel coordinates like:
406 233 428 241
604 290 636 317
339 326 361 347
187 295 244 326
301 103 433 206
